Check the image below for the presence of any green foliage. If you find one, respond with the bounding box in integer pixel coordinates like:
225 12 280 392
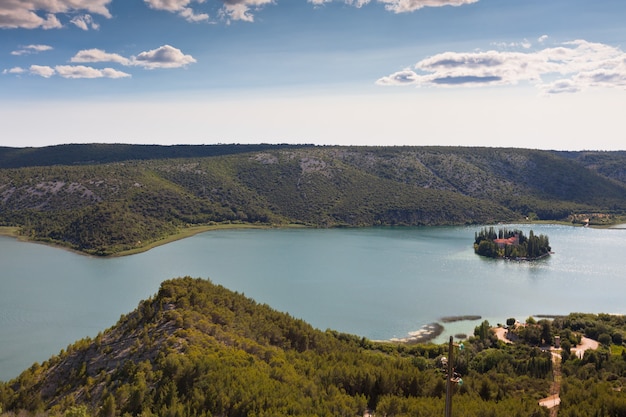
2 278 552 417
511 319 553 347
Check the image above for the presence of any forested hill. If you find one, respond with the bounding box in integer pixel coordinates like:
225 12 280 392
1 145 625 255
2 277 626 417
0 277 552 416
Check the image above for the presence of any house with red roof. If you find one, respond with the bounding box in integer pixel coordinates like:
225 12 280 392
493 234 519 248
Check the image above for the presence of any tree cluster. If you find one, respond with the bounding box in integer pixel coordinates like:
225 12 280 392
474 227 551 260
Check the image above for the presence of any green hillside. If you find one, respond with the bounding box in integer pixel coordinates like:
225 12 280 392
0 277 551 417
1 145 625 255
2 278 626 417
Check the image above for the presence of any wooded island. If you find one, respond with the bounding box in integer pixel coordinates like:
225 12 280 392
474 226 551 260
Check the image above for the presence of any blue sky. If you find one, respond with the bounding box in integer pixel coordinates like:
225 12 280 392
2 0 626 150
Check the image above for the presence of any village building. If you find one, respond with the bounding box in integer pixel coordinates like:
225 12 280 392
493 233 519 248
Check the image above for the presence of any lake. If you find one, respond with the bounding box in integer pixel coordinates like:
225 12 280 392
1 224 625 381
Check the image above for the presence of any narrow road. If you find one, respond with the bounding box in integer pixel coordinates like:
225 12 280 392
538 338 598 416
539 351 561 417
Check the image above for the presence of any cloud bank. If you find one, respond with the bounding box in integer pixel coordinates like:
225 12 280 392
308 0 478 13
143 0 476 23
377 39 626 94
70 45 196 69
0 0 111 29
0 0 481 28
4 46 195 79
143 0 276 23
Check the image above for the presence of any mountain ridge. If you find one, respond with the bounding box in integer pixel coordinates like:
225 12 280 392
1 144 624 255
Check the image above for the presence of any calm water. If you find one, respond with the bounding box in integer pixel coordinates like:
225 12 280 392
1 224 625 380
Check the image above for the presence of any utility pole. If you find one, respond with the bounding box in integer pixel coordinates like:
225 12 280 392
444 336 464 417
444 336 454 417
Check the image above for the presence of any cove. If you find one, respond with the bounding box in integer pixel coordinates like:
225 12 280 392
1 224 625 381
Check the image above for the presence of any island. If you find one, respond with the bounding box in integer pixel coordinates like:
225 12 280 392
474 226 551 260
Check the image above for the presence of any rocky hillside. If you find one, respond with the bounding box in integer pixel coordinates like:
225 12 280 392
1 145 625 255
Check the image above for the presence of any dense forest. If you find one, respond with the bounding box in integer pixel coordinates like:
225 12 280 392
474 227 551 259
1 278 625 417
1 145 625 256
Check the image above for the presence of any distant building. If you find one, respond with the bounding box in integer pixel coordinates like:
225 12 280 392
493 234 519 248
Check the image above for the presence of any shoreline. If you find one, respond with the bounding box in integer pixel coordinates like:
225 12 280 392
0 223 308 258
0 226 20 238
387 316 484 344
2 219 624 258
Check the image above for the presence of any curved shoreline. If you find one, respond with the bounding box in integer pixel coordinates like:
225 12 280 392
0 223 307 258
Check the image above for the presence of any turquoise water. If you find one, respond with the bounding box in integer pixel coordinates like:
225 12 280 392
1 224 625 380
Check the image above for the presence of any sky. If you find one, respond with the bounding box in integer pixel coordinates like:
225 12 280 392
1 0 626 150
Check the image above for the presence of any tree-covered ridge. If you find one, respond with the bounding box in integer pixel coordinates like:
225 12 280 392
1 145 625 255
0 277 553 417
0 144 310 169
474 227 551 259
2 278 626 417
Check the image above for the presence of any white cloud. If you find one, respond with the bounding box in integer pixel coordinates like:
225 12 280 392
71 49 131 66
5 45 196 80
29 65 56 78
179 7 210 22
375 69 420 86
55 65 131 79
2 67 26 75
307 0 477 12
377 0 478 13
144 0 275 23
144 0 210 22
131 45 197 69
0 0 111 29
21 64 130 79
217 0 273 22
72 46 197 69
145 0 191 12
71 14 99 30
11 44 53 56
377 39 626 94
